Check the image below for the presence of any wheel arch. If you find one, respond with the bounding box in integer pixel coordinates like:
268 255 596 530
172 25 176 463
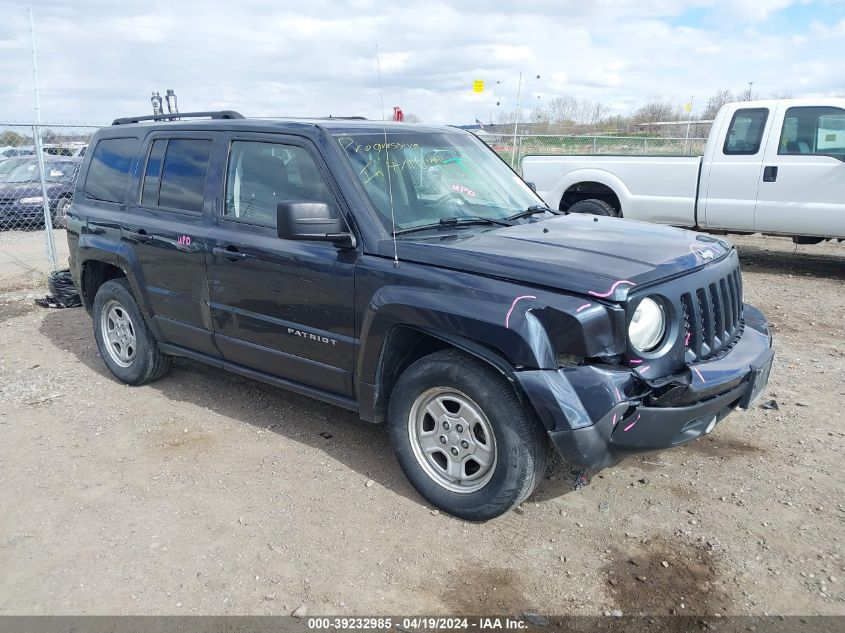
360 324 537 424
561 181 622 214
550 168 631 214
80 259 126 312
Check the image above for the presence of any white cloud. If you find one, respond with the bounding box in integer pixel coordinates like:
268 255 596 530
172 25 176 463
0 0 841 125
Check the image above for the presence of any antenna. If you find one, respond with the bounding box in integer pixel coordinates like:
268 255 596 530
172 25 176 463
376 44 400 267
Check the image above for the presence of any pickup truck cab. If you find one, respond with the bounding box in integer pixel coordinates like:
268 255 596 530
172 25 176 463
66 111 773 520
523 98 845 242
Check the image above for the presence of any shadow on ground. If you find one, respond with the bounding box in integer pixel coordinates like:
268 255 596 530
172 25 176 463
736 242 845 281
39 307 428 507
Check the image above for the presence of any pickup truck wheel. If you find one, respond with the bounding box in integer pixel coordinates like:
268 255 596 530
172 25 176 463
388 349 547 520
568 198 618 217
93 279 171 385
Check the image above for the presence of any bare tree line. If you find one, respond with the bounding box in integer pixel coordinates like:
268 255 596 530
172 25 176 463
488 88 805 136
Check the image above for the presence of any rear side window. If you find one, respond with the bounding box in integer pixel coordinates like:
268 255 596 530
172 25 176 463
141 138 212 212
779 106 845 159
84 137 139 203
723 108 769 155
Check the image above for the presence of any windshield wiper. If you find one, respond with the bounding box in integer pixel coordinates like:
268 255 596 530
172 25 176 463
505 204 559 222
394 215 512 236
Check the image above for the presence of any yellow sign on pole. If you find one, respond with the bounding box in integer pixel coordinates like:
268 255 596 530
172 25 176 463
473 80 484 93
683 102 693 113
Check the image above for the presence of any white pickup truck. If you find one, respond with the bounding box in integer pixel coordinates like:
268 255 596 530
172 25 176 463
522 98 845 243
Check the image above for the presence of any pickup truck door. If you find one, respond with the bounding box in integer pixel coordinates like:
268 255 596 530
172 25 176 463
205 133 358 398
699 106 773 231
754 104 845 238
122 132 219 356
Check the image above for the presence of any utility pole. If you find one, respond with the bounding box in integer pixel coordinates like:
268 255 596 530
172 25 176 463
684 95 694 156
746 81 754 101
28 7 57 270
511 72 523 167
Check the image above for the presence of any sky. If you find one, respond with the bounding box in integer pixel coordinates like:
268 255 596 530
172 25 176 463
0 0 843 125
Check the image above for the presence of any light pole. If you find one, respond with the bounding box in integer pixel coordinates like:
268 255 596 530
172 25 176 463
508 73 540 167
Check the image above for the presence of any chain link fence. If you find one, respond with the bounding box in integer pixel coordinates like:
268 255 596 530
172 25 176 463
481 133 707 169
0 123 100 290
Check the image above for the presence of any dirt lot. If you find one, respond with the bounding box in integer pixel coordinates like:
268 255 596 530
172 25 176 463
0 234 843 617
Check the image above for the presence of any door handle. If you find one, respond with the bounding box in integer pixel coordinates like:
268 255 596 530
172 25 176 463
763 166 778 182
124 229 152 243
212 246 248 261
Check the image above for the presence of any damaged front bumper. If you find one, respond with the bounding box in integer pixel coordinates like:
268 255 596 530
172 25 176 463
516 304 773 469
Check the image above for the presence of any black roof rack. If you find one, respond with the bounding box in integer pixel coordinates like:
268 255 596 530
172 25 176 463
111 110 245 126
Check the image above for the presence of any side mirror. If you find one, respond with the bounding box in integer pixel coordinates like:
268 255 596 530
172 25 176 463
277 201 356 248
525 181 537 192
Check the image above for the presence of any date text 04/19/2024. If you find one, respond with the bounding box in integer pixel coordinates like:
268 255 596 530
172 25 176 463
306 617 531 630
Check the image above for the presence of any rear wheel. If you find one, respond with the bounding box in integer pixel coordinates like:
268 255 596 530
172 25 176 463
567 198 619 217
388 349 547 520
52 197 71 229
92 278 171 385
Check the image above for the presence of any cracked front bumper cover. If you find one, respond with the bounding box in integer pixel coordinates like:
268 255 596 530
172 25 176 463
517 304 773 469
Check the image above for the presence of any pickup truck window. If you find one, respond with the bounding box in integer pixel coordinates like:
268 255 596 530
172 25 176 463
778 106 845 160
84 137 139 203
223 141 336 227
723 108 769 156
333 131 541 233
140 138 212 213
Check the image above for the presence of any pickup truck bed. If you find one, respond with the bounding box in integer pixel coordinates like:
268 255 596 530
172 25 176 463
525 155 701 227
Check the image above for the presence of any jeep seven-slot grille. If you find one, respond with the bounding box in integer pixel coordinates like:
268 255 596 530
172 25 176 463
680 266 743 361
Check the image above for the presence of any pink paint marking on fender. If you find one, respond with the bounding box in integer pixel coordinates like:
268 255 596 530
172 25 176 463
576 303 592 313
588 279 635 298
638 365 651 374
505 295 537 329
629 359 643 365
623 413 641 432
684 331 691 347
692 367 706 383
612 413 618 427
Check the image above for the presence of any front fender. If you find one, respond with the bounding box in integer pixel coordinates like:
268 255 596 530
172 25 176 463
356 283 626 386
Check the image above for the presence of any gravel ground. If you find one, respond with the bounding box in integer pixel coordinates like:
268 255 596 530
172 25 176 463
0 234 843 617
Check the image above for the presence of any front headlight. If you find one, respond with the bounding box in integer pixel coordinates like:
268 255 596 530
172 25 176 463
19 196 44 204
629 297 666 352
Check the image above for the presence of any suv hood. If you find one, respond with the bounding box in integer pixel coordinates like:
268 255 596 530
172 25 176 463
389 214 732 301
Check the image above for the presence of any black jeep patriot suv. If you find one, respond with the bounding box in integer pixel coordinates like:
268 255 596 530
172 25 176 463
67 111 773 520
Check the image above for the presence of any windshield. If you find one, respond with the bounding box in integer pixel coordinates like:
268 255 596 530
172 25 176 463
0 158 26 179
1 159 78 183
333 131 543 234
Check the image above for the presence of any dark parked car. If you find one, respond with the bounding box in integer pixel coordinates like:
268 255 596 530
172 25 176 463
66 111 773 520
0 157 80 229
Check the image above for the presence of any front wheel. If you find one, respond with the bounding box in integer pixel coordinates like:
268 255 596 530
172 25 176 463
92 278 171 385
388 349 547 520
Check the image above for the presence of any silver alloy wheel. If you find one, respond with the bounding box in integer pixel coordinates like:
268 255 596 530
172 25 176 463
100 299 137 368
407 387 497 494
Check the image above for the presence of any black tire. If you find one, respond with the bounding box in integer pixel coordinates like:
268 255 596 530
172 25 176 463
567 198 619 217
388 349 547 521
92 278 171 385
